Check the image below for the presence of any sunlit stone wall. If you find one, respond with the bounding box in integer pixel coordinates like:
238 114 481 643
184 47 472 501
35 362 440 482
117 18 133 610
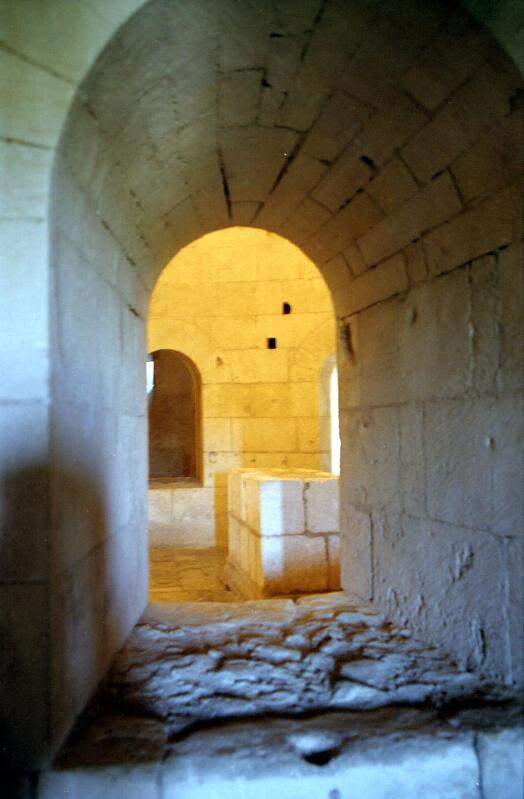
148 228 337 547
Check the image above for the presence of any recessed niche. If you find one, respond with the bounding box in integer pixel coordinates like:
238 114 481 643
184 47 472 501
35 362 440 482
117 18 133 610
267 337 277 349
282 302 291 315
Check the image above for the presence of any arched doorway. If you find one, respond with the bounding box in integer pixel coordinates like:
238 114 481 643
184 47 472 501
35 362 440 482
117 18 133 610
148 349 201 482
147 226 340 600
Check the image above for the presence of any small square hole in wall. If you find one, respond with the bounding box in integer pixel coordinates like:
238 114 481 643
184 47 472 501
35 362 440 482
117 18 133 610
267 337 277 349
282 302 291 314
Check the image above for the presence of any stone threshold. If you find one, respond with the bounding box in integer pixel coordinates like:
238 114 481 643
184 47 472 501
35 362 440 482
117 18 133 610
30 593 524 797
37 703 523 798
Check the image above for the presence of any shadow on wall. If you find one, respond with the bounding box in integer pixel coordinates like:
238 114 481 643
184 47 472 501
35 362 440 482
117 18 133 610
49 465 114 760
0 465 49 776
0 465 115 787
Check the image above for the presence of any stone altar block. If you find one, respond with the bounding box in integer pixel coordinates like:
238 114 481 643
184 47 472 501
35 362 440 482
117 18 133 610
226 468 340 598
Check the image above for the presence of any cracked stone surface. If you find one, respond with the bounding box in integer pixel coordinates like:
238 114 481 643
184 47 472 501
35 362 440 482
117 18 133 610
81 592 509 741
43 592 522 798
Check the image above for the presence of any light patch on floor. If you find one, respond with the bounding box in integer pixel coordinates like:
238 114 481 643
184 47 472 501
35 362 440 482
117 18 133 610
149 546 242 602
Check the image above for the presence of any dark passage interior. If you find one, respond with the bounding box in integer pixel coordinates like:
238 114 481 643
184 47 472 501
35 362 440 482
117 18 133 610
148 349 200 481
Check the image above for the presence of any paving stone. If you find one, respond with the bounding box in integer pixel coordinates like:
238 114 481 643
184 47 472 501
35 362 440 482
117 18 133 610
89 590 508 736
39 702 524 799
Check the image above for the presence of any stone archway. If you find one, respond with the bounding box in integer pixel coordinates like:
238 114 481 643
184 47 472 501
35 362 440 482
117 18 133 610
48 0 523 757
1 0 522 769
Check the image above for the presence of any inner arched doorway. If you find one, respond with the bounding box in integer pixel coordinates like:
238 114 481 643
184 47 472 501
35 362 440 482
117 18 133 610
148 349 201 482
147 226 341 600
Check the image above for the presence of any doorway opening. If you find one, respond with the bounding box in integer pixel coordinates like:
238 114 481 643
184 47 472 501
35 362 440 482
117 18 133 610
148 349 202 483
147 227 341 602
320 353 341 477
330 365 340 476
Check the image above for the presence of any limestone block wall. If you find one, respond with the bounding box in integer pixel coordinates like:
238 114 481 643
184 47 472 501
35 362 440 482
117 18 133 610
227 469 340 597
2 0 523 770
148 228 337 547
339 241 524 684
149 483 215 548
2 0 148 769
48 187 149 757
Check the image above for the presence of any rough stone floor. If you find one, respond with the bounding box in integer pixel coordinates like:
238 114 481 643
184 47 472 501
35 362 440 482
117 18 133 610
39 559 523 798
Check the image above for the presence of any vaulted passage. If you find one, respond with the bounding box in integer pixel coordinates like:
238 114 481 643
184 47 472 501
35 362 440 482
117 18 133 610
1 0 523 794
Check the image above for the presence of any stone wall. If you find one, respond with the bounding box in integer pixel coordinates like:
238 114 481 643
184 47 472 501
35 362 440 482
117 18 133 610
48 181 149 757
149 483 216 548
148 227 336 547
2 1 150 768
339 241 523 684
1 0 523 769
